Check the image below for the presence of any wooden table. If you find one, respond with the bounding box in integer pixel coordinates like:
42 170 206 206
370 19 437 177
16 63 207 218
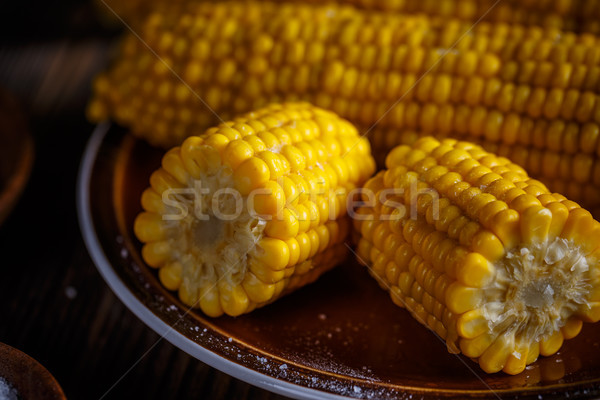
0 35 289 400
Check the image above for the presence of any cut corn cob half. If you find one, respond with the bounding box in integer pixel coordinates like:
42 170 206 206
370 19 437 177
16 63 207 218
355 136 600 375
134 103 375 317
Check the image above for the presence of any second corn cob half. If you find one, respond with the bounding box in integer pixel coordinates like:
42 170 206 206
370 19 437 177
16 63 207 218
354 136 600 374
134 103 375 317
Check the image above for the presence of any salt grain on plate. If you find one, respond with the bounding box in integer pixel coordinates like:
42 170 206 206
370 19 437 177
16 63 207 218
0 377 18 400
65 286 77 300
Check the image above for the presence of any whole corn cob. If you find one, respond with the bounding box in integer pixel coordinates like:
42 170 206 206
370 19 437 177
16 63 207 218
98 0 600 35
88 1 600 210
88 1 600 149
354 136 600 374
134 103 375 317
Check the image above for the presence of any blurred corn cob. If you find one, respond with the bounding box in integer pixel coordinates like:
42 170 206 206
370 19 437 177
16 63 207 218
354 136 600 374
97 0 600 35
134 103 375 316
88 1 600 210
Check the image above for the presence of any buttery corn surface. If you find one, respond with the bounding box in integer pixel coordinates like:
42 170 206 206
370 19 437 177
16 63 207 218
134 103 375 317
355 136 600 374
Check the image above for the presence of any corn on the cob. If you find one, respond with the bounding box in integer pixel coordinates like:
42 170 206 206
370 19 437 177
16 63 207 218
134 103 375 317
354 136 600 374
88 1 600 148
88 1 600 209
98 0 600 35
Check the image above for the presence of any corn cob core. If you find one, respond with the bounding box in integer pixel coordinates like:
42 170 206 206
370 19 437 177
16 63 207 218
355 136 600 374
134 103 375 317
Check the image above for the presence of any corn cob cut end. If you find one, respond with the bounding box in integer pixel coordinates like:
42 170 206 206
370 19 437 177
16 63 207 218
134 103 375 317
357 136 600 375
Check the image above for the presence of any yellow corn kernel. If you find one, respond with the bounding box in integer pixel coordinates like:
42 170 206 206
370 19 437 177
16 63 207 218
233 157 270 196
251 180 286 216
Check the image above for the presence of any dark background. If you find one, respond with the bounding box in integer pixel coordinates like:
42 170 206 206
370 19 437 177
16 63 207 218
0 2 288 398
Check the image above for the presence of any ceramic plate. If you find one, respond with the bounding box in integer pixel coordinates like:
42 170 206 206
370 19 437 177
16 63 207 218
77 123 600 400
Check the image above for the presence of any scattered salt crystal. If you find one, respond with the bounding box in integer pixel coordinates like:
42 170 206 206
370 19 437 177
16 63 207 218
538 395 544 400
194 326 200 332
203 328 207 333
353 386 362 393
318 313 327 321
520 248 530 256
311 377 317 384
167 305 177 311
227 337 232 343
120 248 128 259
0 377 18 400
279 364 288 370
571 257 589 273
65 286 77 300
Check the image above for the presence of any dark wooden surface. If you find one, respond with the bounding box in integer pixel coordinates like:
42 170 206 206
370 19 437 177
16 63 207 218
0 32 289 400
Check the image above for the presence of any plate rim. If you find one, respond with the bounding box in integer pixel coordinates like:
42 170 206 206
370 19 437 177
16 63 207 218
76 123 358 400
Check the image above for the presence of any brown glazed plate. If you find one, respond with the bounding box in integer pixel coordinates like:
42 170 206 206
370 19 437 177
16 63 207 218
0 342 66 400
78 123 600 400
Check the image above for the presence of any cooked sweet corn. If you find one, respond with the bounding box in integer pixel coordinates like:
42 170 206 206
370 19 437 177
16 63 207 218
355 136 600 375
134 103 375 317
88 1 600 147
88 1 600 209
98 0 600 35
